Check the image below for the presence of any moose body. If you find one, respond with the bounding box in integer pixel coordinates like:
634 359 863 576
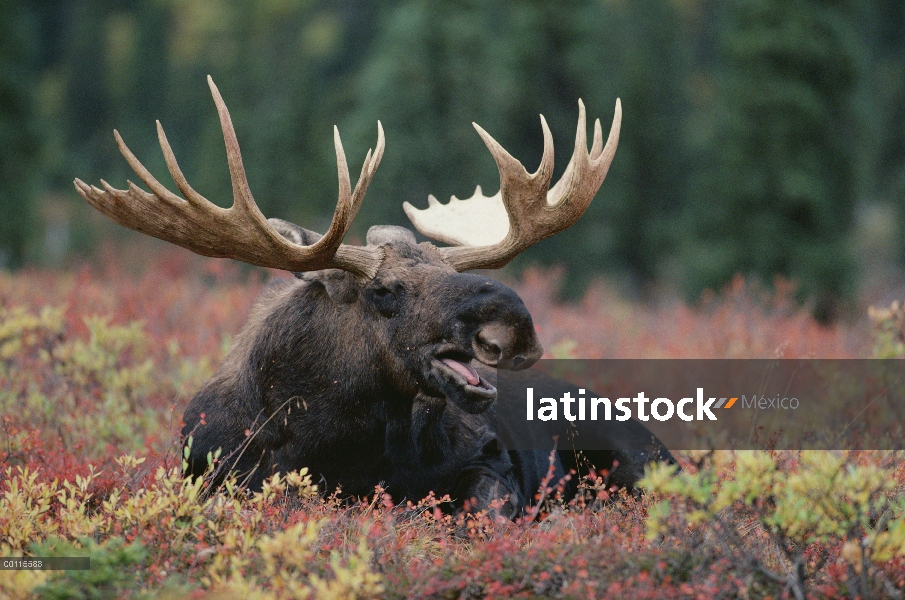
181 235 674 511
76 77 675 514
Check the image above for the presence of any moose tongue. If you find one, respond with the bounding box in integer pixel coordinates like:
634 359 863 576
441 358 480 386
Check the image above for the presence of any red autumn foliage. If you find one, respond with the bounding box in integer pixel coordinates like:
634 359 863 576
1 245 899 599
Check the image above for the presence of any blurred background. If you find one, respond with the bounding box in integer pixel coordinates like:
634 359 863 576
1 0 903 320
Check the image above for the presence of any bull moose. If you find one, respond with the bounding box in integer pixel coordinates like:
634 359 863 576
74 77 675 514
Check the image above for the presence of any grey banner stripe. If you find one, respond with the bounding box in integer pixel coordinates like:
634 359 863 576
715 397 727 408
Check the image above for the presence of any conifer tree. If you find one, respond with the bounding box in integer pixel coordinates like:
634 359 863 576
681 0 863 318
0 0 39 266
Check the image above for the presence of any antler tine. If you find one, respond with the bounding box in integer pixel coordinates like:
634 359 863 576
534 115 555 190
425 99 621 272
595 98 621 168
113 129 185 208
548 99 588 206
590 117 604 157
74 77 385 279
472 124 526 182
156 120 217 209
350 121 385 222
313 125 355 253
208 76 267 223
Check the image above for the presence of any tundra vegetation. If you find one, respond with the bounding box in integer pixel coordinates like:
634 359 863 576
2 253 905 598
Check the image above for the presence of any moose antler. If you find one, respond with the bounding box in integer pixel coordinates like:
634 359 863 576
74 76 386 279
403 99 621 272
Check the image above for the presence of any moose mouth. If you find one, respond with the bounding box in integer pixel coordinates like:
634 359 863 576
427 352 497 414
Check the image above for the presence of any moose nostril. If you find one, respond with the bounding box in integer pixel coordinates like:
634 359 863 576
512 356 526 367
475 330 504 362
480 339 502 360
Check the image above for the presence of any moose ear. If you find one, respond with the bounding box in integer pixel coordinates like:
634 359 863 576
366 225 416 247
268 218 324 246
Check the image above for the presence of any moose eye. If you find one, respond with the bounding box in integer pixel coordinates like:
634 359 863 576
369 284 403 317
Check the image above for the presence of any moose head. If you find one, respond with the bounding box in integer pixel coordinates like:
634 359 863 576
74 77 628 503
